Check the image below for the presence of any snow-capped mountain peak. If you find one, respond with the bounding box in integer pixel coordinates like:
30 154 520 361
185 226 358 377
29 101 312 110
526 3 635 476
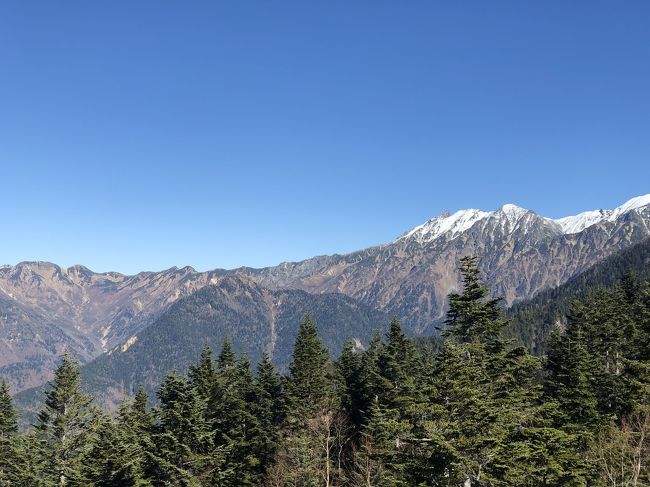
610 194 650 218
554 194 650 234
497 204 530 226
399 208 490 243
399 194 650 243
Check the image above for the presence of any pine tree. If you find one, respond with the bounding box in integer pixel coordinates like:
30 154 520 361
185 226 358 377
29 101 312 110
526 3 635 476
286 313 332 420
444 255 508 345
335 340 364 437
189 344 218 401
36 352 97 487
12 432 50 486
85 386 156 486
366 318 422 484
0 379 20 486
250 353 282 479
217 336 236 372
218 354 262 487
425 257 582 486
152 370 225 486
276 314 338 486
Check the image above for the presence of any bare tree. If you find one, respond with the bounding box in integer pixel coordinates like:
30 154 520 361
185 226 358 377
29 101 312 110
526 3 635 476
306 404 350 487
590 406 650 487
349 434 384 487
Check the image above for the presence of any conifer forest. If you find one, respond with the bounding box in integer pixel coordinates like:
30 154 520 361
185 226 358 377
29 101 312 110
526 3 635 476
1 257 649 487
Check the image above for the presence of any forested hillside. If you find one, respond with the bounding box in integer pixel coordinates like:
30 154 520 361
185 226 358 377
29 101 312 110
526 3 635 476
2 257 648 486
15 276 392 413
507 236 650 352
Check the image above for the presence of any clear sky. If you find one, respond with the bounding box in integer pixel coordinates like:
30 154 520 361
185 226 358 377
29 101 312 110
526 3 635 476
1 1 649 274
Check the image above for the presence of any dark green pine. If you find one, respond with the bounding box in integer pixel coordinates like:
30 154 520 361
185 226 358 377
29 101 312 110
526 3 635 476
36 352 97 487
217 336 237 372
188 344 218 401
0 378 21 486
153 370 227 485
444 255 508 345
250 352 283 473
286 313 332 421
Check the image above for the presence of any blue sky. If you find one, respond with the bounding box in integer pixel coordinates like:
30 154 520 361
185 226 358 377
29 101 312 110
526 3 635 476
1 1 649 274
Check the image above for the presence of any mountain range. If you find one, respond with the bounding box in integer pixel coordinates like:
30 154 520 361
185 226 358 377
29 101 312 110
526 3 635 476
2 194 650 395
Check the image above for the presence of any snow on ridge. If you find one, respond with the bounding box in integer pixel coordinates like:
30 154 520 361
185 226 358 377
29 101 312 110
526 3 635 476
610 194 650 218
498 204 530 226
399 208 490 243
555 194 650 234
398 194 650 243
555 210 610 234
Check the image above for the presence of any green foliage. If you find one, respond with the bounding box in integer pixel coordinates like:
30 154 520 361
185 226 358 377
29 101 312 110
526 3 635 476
507 237 650 353
424 256 584 486
286 314 333 421
4 254 650 486
0 379 21 486
36 352 97 486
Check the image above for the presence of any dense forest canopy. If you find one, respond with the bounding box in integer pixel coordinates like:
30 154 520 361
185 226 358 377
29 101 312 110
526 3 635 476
1 256 649 486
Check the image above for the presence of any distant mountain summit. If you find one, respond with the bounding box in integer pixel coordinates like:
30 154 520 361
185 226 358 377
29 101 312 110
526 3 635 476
397 194 650 243
232 194 650 331
555 194 650 233
1 194 649 393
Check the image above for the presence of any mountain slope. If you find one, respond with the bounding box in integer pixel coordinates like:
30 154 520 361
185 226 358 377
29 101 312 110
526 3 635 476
0 263 227 391
70 275 391 408
230 195 650 333
2 194 650 393
506 236 650 353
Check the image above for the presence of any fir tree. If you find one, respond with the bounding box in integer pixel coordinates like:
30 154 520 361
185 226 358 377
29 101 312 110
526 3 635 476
286 313 332 420
278 314 338 486
152 370 225 486
250 353 283 478
188 344 218 401
0 379 20 486
217 336 236 372
444 255 508 345
86 386 156 486
36 352 97 487
426 257 582 486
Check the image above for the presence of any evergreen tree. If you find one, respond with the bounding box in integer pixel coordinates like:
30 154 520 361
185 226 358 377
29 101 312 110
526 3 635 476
335 340 364 437
0 379 20 486
152 370 227 486
12 432 50 486
217 354 261 487
85 386 156 486
250 353 283 478
425 257 581 486
366 319 422 484
286 313 332 420
188 344 218 401
217 337 236 372
36 352 97 487
444 256 508 345
277 314 338 486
